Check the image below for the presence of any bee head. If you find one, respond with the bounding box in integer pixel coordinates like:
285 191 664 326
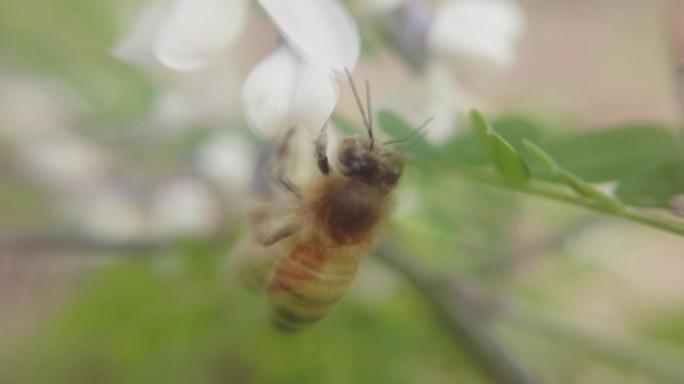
337 137 403 189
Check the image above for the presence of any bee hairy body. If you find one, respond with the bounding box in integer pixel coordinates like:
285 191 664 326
266 176 394 332
232 72 417 332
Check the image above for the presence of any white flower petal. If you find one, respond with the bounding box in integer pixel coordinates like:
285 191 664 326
19 134 110 192
75 188 147 241
153 61 242 129
195 132 254 191
429 0 525 68
291 58 340 135
258 0 360 74
155 0 247 71
669 195 684 218
242 47 340 137
112 0 170 65
151 177 219 236
242 47 299 137
359 0 407 14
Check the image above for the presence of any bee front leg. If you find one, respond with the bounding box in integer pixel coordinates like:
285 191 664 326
270 128 302 198
315 122 330 175
250 208 302 247
258 222 301 246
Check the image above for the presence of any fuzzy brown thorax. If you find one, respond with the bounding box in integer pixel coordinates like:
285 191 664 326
336 137 404 190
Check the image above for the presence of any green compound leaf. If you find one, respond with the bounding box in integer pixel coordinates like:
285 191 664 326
489 133 530 187
445 116 544 166
535 124 680 182
616 160 684 207
331 113 358 134
470 110 493 155
471 111 530 187
524 140 624 212
377 109 443 163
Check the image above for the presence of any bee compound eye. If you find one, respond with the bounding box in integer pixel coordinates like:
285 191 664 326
382 167 401 185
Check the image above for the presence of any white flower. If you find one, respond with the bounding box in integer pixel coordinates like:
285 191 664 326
257 0 360 75
195 132 254 191
381 62 479 143
114 0 361 139
18 134 110 192
113 0 247 71
376 0 525 142
70 188 147 241
358 0 408 15
150 177 220 236
669 195 684 218
0 76 111 192
152 60 242 130
429 0 525 69
242 47 341 138
243 0 361 138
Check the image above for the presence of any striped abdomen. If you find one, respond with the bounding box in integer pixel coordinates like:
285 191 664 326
266 237 362 332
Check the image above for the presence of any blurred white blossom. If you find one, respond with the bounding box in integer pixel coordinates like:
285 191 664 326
17 135 111 192
150 177 220 236
242 0 360 138
429 0 526 69
257 0 360 75
115 0 360 141
0 76 112 192
669 195 684 218
71 188 147 241
382 63 479 143
358 0 407 15
0 76 84 138
242 47 341 138
113 0 247 71
379 0 525 141
152 60 242 130
195 132 254 191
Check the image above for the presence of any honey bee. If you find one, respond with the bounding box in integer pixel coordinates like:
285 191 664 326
233 71 430 332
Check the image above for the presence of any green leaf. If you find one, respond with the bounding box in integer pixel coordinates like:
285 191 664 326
377 109 442 163
377 109 414 138
470 111 530 187
559 172 623 212
489 133 530 187
331 113 360 135
524 140 623 212
522 139 559 173
616 160 684 207
537 125 680 182
446 115 544 166
470 110 493 156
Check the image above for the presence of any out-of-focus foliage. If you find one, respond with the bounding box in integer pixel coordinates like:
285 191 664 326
2 238 486 384
1 1 684 384
0 0 156 123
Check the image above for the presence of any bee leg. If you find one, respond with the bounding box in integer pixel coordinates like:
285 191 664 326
250 209 301 247
315 122 330 175
258 222 301 247
270 128 302 198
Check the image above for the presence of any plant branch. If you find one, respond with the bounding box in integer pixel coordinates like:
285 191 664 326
376 242 684 384
497 301 684 384
4 232 684 383
0 231 539 384
443 167 684 236
375 242 540 384
0 233 167 254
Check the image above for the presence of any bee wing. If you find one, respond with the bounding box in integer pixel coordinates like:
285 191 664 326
228 198 303 292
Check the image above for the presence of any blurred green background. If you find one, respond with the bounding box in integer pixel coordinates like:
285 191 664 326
1 1 684 383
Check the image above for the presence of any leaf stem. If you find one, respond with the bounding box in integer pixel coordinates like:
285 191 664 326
442 166 684 236
376 243 540 384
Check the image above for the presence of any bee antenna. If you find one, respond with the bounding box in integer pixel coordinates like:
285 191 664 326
383 116 434 146
344 68 374 150
401 131 427 153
